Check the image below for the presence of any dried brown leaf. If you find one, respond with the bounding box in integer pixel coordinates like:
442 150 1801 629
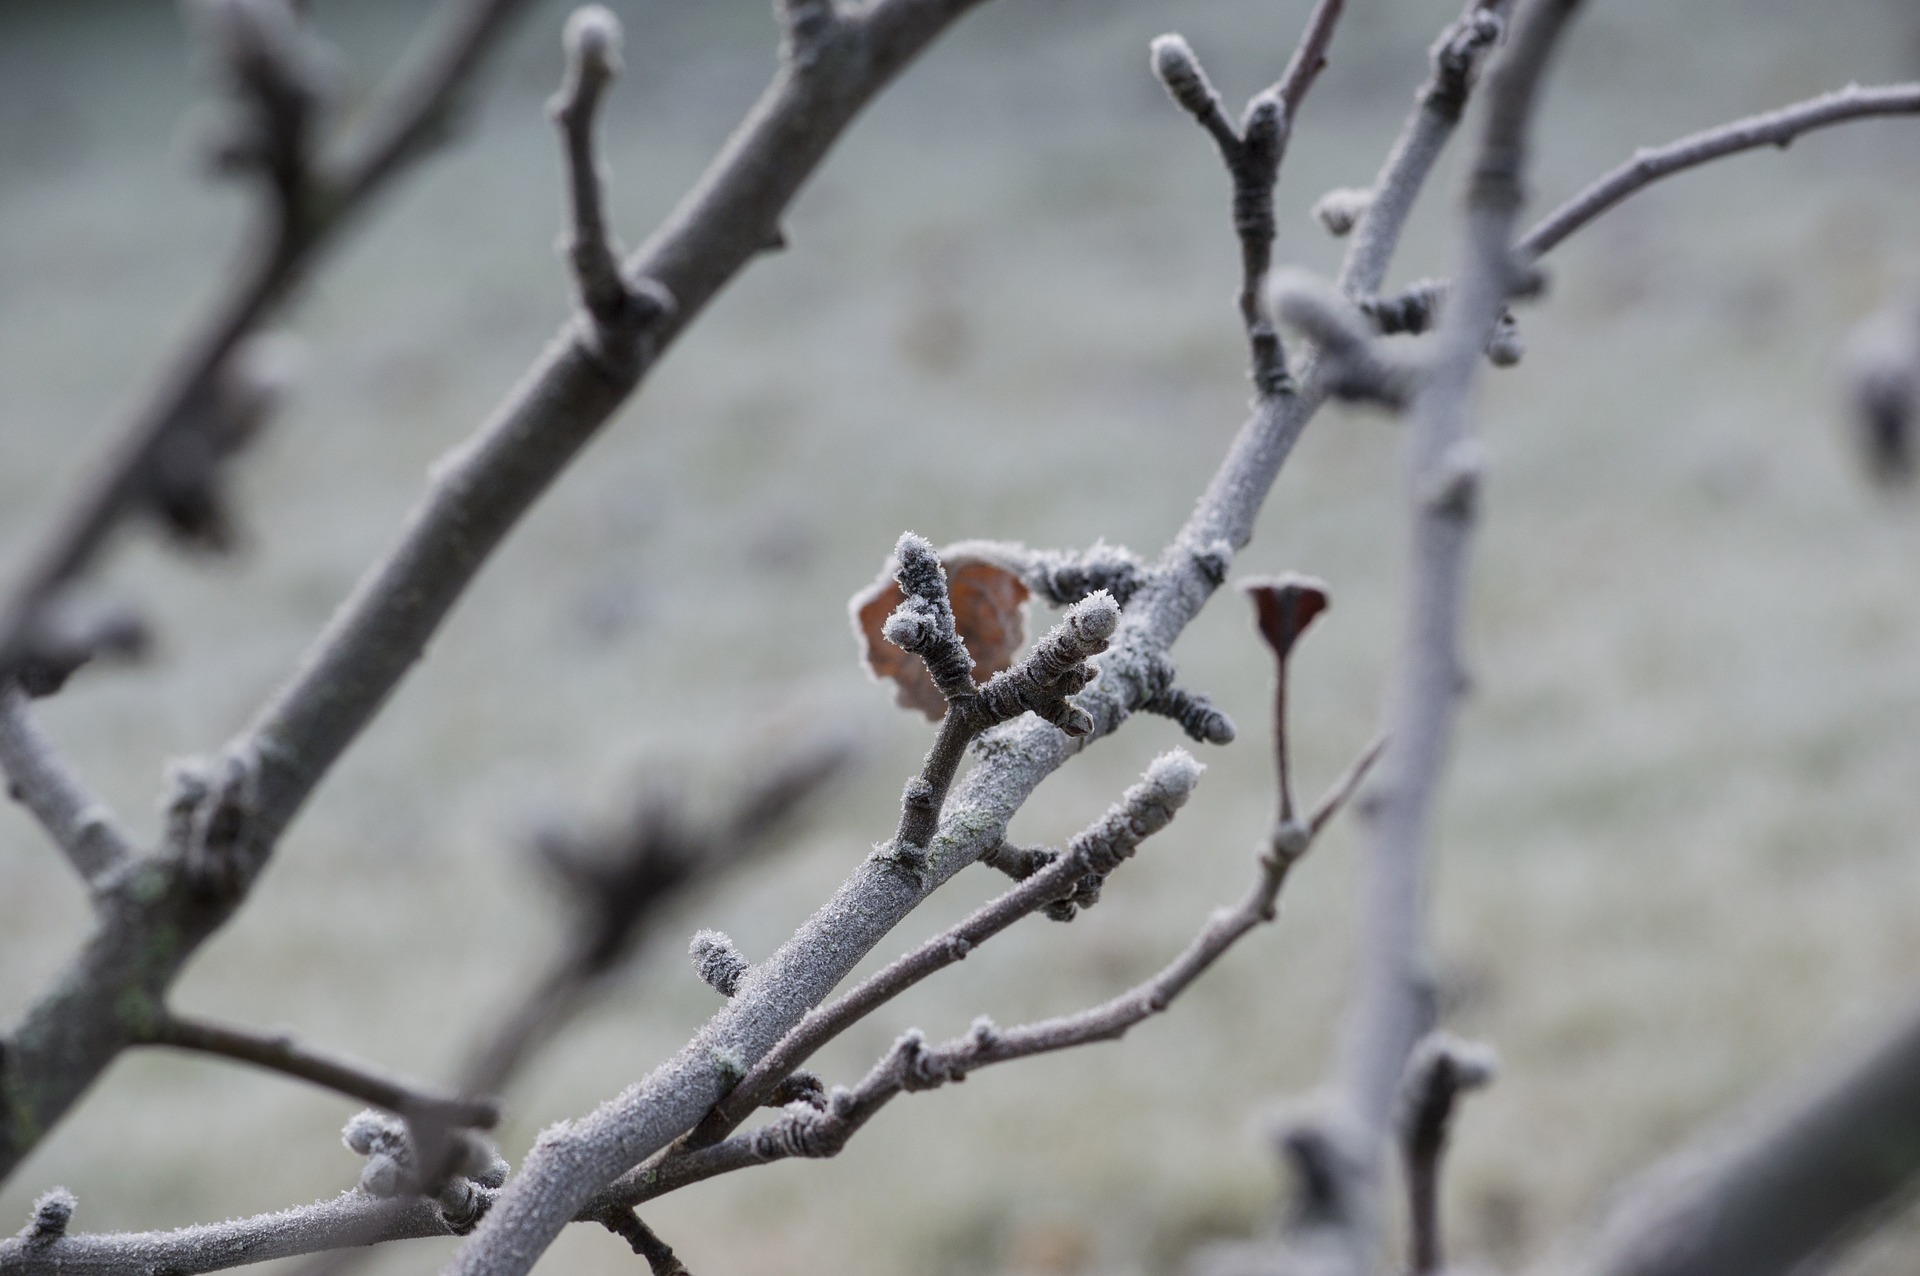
850 549 1031 720
1242 573 1331 663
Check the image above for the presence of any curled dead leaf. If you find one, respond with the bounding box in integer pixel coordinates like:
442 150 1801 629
850 547 1031 720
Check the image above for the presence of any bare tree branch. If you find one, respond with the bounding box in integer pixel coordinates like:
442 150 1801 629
0 1190 460 1276
139 1013 500 1132
1150 0 1346 396
441 3 1475 1267
0 0 1000 1188
548 7 674 375
1333 0 1510 299
683 751 1205 1148
0 688 134 891
1279 5 1586 1275
0 0 539 688
591 738 1379 1219
1398 1034 1496 1275
1552 996 1920 1276
1519 81 1920 259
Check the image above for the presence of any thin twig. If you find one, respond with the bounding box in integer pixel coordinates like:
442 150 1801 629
1519 82 1920 259
1150 0 1345 395
592 739 1380 1217
0 687 133 891
1398 1034 1496 1275
140 1014 500 1131
685 751 1204 1146
883 533 1117 851
0 1192 459 1276
1334 0 1509 299
548 6 672 375
0 0 539 688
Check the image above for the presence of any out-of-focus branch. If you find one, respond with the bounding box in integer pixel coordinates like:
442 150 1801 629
1842 289 1920 486
1149 0 1346 395
139 1014 500 1132
1331 0 1509 299
1550 997 1920 1276
463 737 855 1096
0 0 537 689
0 688 134 892
1399 1034 1496 1275
1519 82 1920 259
1288 5 1584 1274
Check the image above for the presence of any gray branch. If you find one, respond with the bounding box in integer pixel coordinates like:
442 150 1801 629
548 7 673 373
1519 81 1920 259
139 1013 499 1133
0 687 134 891
1148 0 1345 395
0 1191 460 1276
681 752 1204 1150
591 739 1378 1218
439 2 1471 1268
0 0 539 688
1549 996 1920 1276
1320 0 1586 1270
1334 0 1509 299
0 0 997 1188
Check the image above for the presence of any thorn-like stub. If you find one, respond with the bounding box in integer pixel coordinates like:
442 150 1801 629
1150 34 1220 122
1486 311 1525 367
689 929 749 997
1268 819 1311 865
562 5 623 79
1422 439 1487 520
1312 186 1373 237
22 1188 76 1246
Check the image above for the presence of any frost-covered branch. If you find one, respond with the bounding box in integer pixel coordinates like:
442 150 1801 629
681 751 1204 1150
440 2 1466 1267
0 688 133 892
1150 0 1345 395
883 533 1117 851
1519 81 1920 259
0 1112 513 1276
1332 0 1509 299
591 738 1376 1222
1271 274 1420 410
138 1013 499 1133
1399 1034 1496 1275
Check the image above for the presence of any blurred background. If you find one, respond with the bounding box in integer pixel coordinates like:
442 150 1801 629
4 0 1920 1272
